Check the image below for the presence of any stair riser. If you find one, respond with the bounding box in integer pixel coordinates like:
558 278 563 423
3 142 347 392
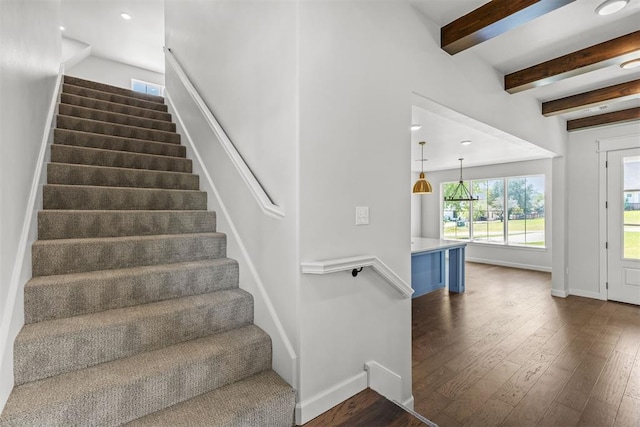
38 210 216 240
64 76 164 104
16 290 254 384
59 104 176 132
32 233 225 276
51 145 192 173
61 93 172 122
43 185 206 210
63 84 167 112
25 259 238 323
54 129 186 158
47 163 200 191
2 330 272 426
58 115 180 144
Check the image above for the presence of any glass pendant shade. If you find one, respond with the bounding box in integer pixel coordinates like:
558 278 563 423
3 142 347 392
413 172 433 194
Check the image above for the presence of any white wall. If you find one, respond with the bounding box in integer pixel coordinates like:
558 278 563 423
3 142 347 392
420 159 554 271
67 55 164 89
61 36 91 69
0 0 61 410
566 122 640 298
411 172 422 237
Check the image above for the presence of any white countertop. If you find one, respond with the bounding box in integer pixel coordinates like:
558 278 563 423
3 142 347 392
411 237 467 254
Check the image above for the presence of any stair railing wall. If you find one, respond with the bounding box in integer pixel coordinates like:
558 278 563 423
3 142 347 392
164 50 297 387
0 65 64 411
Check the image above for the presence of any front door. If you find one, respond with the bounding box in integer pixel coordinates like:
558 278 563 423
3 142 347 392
607 148 640 305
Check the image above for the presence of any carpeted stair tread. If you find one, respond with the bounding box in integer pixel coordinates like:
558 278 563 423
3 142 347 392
43 184 206 210
0 325 272 426
54 129 186 158
38 209 216 240
15 289 254 384
58 115 180 144
25 258 239 323
126 370 295 427
64 75 165 104
32 232 226 276
47 163 200 190
61 93 172 122
59 103 176 132
51 144 192 172
63 83 168 112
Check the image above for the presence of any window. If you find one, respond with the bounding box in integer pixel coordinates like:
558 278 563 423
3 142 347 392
442 175 545 248
131 79 164 96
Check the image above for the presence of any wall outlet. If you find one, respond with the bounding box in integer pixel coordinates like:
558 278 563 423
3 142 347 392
355 206 369 225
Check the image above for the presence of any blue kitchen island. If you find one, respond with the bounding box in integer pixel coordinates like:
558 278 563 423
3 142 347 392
411 238 467 298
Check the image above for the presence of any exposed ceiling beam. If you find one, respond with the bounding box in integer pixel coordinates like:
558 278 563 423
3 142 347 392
505 31 640 94
441 0 575 55
566 107 640 131
542 80 640 116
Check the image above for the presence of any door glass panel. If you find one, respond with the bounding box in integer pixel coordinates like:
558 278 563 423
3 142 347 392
624 156 640 260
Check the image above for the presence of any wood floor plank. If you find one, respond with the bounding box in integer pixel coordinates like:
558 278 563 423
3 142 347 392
538 402 581 427
555 352 608 411
577 397 618 427
591 351 635 406
501 366 572 427
614 395 640 427
551 335 594 372
494 350 557 406
437 347 508 400
625 359 640 400
460 397 513 427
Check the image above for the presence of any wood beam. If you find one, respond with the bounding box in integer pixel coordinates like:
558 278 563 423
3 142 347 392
542 80 640 116
566 107 640 131
506 31 640 93
441 0 575 55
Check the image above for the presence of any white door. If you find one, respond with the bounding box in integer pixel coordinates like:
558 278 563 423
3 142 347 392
607 148 640 305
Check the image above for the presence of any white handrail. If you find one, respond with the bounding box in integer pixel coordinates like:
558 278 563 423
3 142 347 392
300 256 413 298
164 47 285 219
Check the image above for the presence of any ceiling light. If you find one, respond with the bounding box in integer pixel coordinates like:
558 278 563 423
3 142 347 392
59 26 65 31
412 141 433 194
460 140 472 146
121 12 132 20
411 124 422 131
620 58 640 69
595 0 629 15
444 158 478 202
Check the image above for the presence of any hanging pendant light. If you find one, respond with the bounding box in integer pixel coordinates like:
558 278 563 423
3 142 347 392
412 141 433 194
444 158 478 201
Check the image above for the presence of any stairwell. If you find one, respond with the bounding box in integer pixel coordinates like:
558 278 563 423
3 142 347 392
0 75 295 426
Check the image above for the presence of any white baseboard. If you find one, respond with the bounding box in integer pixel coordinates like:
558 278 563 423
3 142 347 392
466 257 552 273
402 395 415 410
365 361 402 402
295 371 368 425
551 289 568 298
569 288 607 301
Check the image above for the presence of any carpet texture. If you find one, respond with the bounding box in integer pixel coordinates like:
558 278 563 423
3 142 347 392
0 75 295 426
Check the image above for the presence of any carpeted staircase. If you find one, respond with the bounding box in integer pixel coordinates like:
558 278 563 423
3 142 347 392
0 75 295 426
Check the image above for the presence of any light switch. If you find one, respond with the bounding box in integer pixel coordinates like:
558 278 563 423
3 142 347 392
355 206 369 225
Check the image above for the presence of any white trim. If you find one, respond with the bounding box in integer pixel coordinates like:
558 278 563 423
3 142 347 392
364 361 402 402
0 64 64 410
164 47 284 219
599 150 609 301
165 89 297 379
551 289 568 298
466 257 551 272
596 134 640 152
402 395 415 410
569 288 607 301
300 256 413 298
295 371 368 425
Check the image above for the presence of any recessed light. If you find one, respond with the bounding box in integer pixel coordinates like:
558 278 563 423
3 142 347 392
595 0 629 16
121 12 132 20
460 140 472 146
621 58 640 69
59 26 65 31
411 124 422 131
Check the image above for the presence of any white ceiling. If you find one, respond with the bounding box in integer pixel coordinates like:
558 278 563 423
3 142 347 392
61 0 165 74
410 0 640 172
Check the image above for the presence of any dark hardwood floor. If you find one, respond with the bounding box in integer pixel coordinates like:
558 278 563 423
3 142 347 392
303 262 640 426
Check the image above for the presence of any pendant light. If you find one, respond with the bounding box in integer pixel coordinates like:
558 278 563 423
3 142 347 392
444 158 478 201
412 141 433 194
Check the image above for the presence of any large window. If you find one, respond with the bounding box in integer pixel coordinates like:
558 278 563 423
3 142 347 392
442 175 545 247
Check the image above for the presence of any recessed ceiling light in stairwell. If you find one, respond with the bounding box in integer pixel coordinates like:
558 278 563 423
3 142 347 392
59 26 65 31
121 12 132 20
595 0 629 15
411 124 422 131
460 140 472 146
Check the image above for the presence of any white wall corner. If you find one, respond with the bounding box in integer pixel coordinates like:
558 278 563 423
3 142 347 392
294 371 368 425
364 360 403 403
